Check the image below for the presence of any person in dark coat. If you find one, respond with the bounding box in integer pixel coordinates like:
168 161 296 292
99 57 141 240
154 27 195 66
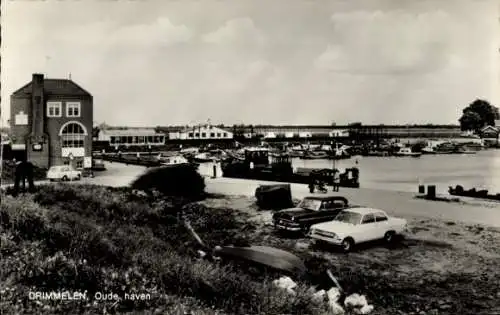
308 174 315 193
13 160 36 196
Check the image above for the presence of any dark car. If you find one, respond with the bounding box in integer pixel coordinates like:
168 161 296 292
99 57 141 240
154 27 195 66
272 196 350 234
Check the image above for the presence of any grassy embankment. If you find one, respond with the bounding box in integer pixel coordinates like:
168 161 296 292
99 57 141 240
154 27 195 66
0 183 332 315
1 181 500 314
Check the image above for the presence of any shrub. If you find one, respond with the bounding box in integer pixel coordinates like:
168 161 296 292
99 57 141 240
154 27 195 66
130 164 205 201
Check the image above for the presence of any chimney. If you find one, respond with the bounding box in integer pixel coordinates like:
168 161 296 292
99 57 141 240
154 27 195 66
31 73 45 137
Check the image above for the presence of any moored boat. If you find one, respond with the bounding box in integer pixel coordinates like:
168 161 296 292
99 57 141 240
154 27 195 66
192 152 217 163
300 151 329 160
158 154 192 166
393 147 422 157
421 147 437 154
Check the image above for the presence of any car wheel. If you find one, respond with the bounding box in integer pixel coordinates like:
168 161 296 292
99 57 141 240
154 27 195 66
384 231 395 244
76 174 81 180
61 176 68 182
341 237 354 253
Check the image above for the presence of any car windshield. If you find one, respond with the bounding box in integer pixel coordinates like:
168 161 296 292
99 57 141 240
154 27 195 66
334 211 362 225
49 166 62 172
298 198 322 211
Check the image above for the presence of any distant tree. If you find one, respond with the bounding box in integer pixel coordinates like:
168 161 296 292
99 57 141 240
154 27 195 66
458 111 483 132
459 99 500 131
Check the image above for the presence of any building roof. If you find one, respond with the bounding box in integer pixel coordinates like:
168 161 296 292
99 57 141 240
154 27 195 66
481 125 499 133
11 78 91 97
180 125 232 133
158 126 185 133
100 128 163 136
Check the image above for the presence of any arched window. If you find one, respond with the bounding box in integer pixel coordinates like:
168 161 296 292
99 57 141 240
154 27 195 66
60 122 86 148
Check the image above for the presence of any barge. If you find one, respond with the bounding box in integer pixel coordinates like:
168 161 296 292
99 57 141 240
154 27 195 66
221 147 360 188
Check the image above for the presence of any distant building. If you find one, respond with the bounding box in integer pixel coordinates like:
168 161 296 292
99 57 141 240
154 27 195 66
264 132 276 139
10 73 93 169
97 127 165 147
480 125 499 140
169 125 233 140
329 130 349 138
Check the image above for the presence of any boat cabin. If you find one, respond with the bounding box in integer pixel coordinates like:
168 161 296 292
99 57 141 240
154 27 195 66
244 147 270 165
244 147 291 166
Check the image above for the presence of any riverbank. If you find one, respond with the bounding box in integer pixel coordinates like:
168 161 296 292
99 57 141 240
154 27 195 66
2 161 498 228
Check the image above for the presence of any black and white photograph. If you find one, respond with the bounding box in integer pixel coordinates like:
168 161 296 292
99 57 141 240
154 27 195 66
1 0 499 314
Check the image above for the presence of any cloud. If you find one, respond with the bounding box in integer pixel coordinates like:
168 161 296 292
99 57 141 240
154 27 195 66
46 17 194 47
314 10 464 75
111 17 194 46
202 17 266 45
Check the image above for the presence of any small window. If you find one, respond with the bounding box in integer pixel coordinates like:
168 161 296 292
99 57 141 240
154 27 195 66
362 214 376 224
374 212 388 222
210 133 215 138
217 133 221 137
66 102 81 117
223 133 227 138
76 161 83 169
195 133 199 137
47 102 62 117
201 133 206 138
63 161 69 165
188 133 193 138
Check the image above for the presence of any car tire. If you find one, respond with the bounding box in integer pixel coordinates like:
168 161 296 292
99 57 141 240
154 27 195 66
76 174 81 180
61 176 68 182
384 231 395 244
341 237 354 253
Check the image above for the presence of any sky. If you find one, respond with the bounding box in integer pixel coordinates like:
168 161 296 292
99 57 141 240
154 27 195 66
1 0 499 127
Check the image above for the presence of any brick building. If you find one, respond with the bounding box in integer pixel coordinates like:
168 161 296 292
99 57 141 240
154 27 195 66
10 73 93 169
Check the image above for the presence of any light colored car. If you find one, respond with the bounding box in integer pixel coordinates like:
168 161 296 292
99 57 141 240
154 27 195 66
309 207 408 252
47 165 82 181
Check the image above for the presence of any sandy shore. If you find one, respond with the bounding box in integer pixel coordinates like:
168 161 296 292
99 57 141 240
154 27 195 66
204 177 500 228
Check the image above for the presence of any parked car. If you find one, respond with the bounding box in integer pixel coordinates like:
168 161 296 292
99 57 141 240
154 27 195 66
309 207 407 252
272 196 350 234
47 165 82 181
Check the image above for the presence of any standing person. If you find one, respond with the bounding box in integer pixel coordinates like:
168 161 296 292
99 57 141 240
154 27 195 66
308 174 315 193
332 170 340 192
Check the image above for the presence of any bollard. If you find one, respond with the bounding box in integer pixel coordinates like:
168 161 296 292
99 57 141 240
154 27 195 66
427 185 436 199
418 185 425 194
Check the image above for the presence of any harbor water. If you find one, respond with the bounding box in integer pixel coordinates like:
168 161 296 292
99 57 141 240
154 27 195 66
198 150 500 195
